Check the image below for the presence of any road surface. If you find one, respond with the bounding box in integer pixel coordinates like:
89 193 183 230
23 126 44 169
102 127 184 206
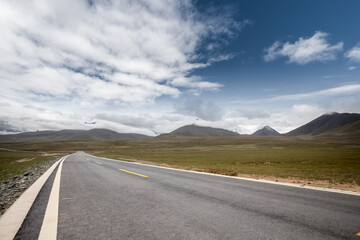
14 152 360 239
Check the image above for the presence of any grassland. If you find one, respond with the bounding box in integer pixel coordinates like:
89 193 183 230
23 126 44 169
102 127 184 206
0 150 62 182
1 136 359 190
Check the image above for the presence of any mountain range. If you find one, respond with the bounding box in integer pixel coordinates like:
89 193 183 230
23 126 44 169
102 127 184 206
0 112 359 142
0 128 150 142
158 124 240 137
286 112 360 136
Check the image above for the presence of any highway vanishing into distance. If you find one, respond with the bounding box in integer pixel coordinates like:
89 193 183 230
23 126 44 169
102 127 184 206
6 152 360 239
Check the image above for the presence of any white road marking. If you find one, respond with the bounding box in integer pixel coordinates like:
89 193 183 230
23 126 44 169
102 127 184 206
0 156 66 240
38 157 65 240
83 152 360 197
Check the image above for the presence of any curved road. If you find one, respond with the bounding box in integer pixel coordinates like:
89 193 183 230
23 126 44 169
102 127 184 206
14 152 360 239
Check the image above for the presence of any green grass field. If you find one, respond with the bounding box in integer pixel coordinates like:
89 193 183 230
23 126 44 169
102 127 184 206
0 151 62 182
1 136 359 188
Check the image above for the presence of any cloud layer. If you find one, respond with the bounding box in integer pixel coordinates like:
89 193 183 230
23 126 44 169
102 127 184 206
1 1 358 136
264 32 343 64
268 84 360 101
174 99 224 121
0 0 244 106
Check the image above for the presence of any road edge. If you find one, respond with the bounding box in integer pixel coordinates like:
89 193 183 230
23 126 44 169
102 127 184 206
38 158 64 240
84 152 360 197
0 156 67 240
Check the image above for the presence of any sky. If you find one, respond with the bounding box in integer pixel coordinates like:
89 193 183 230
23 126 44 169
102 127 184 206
0 0 359 135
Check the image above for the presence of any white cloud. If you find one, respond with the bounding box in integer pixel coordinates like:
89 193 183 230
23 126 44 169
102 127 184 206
229 84 360 105
0 0 244 106
292 104 321 114
268 84 360 101
264 32 343 64
345 43 360 62
95 113 157 130
1 88 358 136
348 66 357 71
235 109 270 120
2 1 358 137
322 75 347 79
174 99 225 121
0 0 256 135
226 84 360 134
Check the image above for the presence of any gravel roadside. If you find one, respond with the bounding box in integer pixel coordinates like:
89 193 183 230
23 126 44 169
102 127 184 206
0 157 60 217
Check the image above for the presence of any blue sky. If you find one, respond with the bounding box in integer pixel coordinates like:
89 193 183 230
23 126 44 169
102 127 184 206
192 0 360 100
0 0 359 135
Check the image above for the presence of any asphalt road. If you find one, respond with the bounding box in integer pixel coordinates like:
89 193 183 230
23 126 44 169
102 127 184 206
16 152 360 239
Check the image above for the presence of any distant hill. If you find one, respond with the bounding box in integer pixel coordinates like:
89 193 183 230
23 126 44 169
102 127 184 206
159 125 240 137
286 112 360 136
251 126 280 136
317 119 360 137
0 128 151 142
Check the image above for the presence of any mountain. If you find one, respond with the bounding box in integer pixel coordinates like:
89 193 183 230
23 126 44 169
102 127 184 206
0 128 151 142
286 112 360 136
159 124 240 137
317 119 360 137
251 126 280 136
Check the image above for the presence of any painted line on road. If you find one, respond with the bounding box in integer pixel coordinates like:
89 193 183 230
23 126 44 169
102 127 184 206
38 157 66 240
83 153 360 197
0 156 67 240
119 169 148 178
95 161 102 165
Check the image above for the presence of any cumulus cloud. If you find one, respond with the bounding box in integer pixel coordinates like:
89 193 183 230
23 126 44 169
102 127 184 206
174 98 224 121
0 0 246 106
0 0 255 135
345 43 360 62
264 32 343 64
